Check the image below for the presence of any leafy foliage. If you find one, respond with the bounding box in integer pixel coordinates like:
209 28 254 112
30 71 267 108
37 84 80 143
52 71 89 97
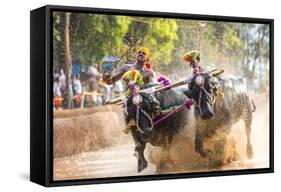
53 12 270 91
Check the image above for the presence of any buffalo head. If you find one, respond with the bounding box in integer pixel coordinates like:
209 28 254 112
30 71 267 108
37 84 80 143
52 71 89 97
184 73 218 120
126 91 161 135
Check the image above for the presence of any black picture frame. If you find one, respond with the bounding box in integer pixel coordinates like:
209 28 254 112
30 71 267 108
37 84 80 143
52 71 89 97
30 4 274 187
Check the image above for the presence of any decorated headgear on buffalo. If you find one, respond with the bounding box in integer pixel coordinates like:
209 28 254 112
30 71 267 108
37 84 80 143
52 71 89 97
138 47 151 61
183 50 200 64
122 69 144 88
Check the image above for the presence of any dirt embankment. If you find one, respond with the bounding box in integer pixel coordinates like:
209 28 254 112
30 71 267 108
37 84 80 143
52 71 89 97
53 105 130 158
54 105 122 119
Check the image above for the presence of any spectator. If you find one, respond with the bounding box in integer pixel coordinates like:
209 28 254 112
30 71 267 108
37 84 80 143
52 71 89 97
53 67 60 81
72 75 82 108
73 74 82 95
53 76 63 110
59 68 66 93
53 77 61 97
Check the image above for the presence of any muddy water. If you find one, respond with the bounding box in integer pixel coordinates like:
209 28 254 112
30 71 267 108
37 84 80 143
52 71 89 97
54 143 157 181
54 94 270 181
54 141 267 181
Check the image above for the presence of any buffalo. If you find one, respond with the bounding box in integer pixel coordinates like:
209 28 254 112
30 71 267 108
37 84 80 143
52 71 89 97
183 73 255 166
125 83 190 172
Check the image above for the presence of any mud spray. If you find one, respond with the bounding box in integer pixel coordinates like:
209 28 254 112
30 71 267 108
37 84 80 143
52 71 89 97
148 92 269 174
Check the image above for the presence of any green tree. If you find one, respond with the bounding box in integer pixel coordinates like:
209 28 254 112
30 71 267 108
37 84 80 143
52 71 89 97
72 14 132 69
143 18 178 69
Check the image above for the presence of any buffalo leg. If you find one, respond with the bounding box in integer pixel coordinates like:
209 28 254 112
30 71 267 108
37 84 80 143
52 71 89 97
243 110 253 159
211 135 227 167
161 136 175 165
195 129 211 158
131 130 148 172
135 144 148 172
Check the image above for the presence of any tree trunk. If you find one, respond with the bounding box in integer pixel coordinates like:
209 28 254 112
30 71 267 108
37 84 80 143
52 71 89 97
250 26 266 80
215 22 225 67
64 12 73 109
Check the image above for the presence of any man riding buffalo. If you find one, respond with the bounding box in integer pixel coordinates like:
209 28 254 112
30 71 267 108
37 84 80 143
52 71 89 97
103 47 155 85
104 48 193 172
104 47 177 134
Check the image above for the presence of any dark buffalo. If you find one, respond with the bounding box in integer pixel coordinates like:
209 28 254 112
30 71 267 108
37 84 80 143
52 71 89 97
183 73 255 166
125 83 189 172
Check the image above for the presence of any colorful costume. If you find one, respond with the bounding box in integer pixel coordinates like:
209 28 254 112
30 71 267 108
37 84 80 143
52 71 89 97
183 50 203 74
183 50 224 102
122 69 144 95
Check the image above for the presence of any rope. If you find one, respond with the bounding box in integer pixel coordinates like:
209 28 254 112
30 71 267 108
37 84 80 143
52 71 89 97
193 86 222 115
127 97 194 134
135 104 155 134
136 106 144 134
123 98 128 116
193 88 203 115
152 105 183 126
153 99 193 126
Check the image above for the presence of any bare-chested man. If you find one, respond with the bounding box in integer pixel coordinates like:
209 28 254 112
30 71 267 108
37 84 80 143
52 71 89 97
103 47 155 86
